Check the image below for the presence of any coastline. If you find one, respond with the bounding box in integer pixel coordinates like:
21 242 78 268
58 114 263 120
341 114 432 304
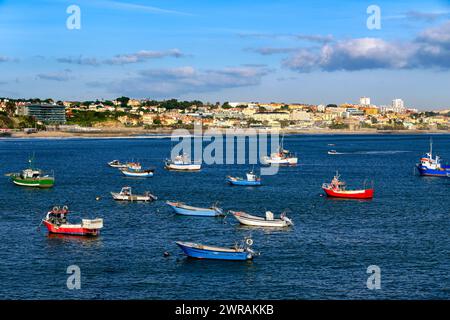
5 127 450 139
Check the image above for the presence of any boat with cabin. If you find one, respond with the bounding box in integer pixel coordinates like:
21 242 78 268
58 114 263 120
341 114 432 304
10 158 54 188
416 139 450 177
111 186 157 201
166 201 224 217
165 154 201 171
322 172 374 199
227 171 262 186
108 160 127 168
176 237 258 261
121 166 154 177
261 135 298 165
41 206 103 236
230 210 293 227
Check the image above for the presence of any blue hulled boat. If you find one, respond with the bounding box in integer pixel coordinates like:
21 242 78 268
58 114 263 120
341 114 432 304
416 140 450 177
166 201 224 217
176 238 258 261
226 171 262 186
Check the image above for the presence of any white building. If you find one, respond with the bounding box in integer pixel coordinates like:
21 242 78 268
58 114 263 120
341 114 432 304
392 99 406 113
360 97 371 106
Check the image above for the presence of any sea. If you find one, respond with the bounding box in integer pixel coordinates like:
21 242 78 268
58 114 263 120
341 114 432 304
0 134 448 299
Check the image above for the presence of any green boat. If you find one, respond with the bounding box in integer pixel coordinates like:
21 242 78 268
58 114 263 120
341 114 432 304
10 159 55 188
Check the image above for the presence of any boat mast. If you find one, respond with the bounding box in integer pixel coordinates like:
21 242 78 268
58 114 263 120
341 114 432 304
430 138 433 158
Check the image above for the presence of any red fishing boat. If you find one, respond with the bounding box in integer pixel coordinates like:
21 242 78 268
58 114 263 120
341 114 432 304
322 172 374 199
42 206 103 236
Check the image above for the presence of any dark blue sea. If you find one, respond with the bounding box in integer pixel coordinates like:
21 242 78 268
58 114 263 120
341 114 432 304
0 134 449 299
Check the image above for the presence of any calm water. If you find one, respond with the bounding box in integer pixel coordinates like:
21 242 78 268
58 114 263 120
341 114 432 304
0 134 449 299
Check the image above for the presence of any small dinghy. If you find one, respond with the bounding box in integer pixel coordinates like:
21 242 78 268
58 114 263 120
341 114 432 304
166 201 223 217
227 171 262 186
176 237 258 261
111 186 157 202
230 210 293 227
322 172 374 199
165 154 201 171
121 167 154 177
108 160 127 168
42 206 103 236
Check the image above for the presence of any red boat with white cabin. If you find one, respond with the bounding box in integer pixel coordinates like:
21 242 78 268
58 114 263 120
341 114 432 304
42 206 103 236
322 172 374 199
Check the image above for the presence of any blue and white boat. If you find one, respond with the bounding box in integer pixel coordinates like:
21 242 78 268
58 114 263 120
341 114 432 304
416 139 450 177
176 238 258 261
226 171 262 186
121 168 154 177
166 201 224 217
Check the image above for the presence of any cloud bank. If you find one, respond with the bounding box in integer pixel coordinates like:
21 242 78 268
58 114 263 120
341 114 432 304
57 49 185 66
95 65 271 97
246 21 450 72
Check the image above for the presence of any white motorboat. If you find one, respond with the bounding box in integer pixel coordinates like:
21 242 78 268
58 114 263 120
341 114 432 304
261 135 297 165
165 154 201 171
262 151 298 165
111 187 157 201
230 210 294 227
108 160 127 168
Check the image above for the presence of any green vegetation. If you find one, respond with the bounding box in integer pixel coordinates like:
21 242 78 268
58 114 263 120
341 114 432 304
0 113 14 129
115 96 130 108
66 110 122 126
329 121 349 129
0 111 41 129
158 99 203 110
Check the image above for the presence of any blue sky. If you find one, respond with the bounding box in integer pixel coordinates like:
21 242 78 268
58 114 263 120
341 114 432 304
1 0 450 109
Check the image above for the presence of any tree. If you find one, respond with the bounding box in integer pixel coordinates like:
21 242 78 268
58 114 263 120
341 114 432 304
116 96 130 108
326 104 338 108
258 106 267 112
222 102 231 109
5 101 16 116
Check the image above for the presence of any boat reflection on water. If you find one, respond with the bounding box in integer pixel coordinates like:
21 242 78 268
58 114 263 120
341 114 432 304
234 224 295 234
45 233 104 248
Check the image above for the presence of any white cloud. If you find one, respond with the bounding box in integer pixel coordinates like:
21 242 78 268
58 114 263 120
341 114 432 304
106 49 185 65
57 49 185 66
98 65 270 98
36 69 73 81
281 20 450 72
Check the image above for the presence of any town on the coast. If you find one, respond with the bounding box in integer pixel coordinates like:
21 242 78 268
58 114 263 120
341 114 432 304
1 96 449 136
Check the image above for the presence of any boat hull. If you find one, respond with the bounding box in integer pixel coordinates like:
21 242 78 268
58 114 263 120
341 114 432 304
416 165 450 177
109 164 127 168
167 202 222 216
11 176 54 188
176 242 252 260
323 187 374 199
226 178 261 186
111 193 154 201
232 212 290 227
43 221 100 236
165 164 201 171
121 170 154 177
262 158 297 165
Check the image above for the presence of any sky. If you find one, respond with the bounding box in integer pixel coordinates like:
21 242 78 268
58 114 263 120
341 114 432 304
1 0 450 109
